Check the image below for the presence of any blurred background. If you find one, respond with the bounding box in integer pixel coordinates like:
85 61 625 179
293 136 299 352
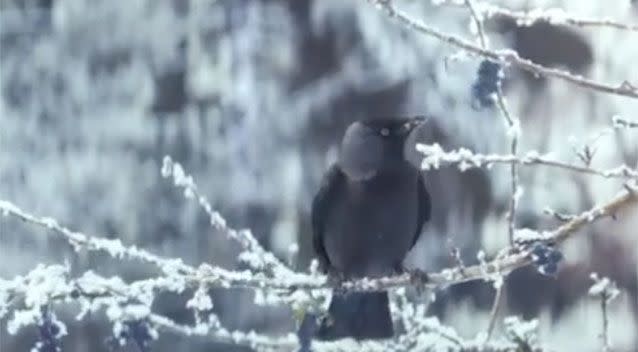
1 0 637 350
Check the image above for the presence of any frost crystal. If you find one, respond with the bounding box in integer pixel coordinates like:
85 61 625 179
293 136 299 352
504 316 539 347
187 287 213 312
8 309 41 335
589 273 620 301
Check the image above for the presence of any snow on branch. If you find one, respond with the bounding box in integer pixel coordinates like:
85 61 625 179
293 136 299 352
160 156 295 277
0 199 325 297
589 274 621 351
365 0 638 99
1 154 636 350
0 264 298 351
0 264 542 351
612 115 638 129
416 143 638 179
2 179 636 295
476 3 638 32
436 1 638 32
432 0 638 32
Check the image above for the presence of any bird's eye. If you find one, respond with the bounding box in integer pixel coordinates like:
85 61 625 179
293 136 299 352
379 128 390 136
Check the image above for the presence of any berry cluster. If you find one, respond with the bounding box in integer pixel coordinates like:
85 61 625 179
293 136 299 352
530 242 564 276
108 320 154 352
34 309 63 352
471 59 503 108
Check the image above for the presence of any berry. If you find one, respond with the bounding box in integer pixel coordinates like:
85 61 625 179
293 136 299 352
471 60 503 108
539 262 558 276
531 243 549 265
547 249 564 264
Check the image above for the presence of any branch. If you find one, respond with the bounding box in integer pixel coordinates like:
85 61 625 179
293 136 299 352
485 282 505 341
0 199 325 296
5 183 636 295
0 265 298 351
2 265 543 352
417 143 638 180
2 172 636 350
613 115 638 129
433 0 638 32
160 156 295 277
476 3 638 32
589 273 620 352
365 0 638 99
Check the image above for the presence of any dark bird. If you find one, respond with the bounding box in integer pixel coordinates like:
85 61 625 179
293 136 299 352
310 117 431 341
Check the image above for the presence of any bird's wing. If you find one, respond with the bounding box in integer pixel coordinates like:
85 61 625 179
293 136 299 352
311 164 345 272
411 173 431 250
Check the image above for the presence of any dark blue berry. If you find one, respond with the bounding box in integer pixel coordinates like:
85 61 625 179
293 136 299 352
547 249 564 264
471 60 503 108
529 242 564 276
34 309 62 352
128 321 153 352
70 289 80 299
539 262 558 276
531 243 549 265
107 320 153 352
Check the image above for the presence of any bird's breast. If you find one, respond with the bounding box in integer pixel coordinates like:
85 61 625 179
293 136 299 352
323 173 420 278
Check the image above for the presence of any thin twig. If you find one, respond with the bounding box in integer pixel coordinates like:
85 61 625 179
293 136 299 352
161 156 294 276
464 0 514 340
417 144 638 180
477 3 638 32
0 199 323 294
589 274 619 352
600 294 610 352
542 208 576 222
486 282 505 341
463 0 520 244
432 0 638 32
465 0 487 48
497 90 520 245
365 0 638 99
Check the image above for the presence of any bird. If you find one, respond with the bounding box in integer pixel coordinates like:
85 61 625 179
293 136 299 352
309 116 431 341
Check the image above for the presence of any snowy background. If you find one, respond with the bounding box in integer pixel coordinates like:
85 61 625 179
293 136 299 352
1 0 637 351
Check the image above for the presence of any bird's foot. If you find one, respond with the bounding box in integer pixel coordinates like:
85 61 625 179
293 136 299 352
392 264 429 293
407 268 429 286
404 268 430 295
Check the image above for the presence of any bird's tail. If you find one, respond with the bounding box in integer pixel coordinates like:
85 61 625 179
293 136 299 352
317 291 393 340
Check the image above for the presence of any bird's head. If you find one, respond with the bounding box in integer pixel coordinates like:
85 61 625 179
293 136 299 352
339 116 426 181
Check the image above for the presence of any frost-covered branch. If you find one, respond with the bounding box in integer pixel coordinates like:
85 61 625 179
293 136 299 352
1 265 546 351
2 159 636 350
589 274 620 352
0 264 298 351
160 156 295 277
417 143 638 179
0 199 326 297
476 3 638 32
365 0 638 99
2 179 636 294
433 0 638 32
612 115 638 129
